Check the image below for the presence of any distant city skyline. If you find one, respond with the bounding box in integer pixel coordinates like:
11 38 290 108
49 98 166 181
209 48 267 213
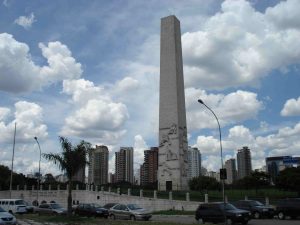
1 0 300 176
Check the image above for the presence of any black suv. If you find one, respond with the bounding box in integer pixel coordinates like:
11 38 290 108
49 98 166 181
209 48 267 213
276 198 300 220
195 202 251 224
74 203 108 218
233 200 274 219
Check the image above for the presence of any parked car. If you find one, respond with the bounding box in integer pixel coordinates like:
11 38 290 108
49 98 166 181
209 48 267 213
0 199 27 214
103 203 118 210
36 203 67 215
276 198 300 220
74 203 108 218
0 206 17 225
24 201 36 213
109 204 152 221
195 202 251 225
232 200 274 219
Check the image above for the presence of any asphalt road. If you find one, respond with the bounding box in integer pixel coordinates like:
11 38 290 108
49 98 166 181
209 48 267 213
152 215 300 225
17 215 300 225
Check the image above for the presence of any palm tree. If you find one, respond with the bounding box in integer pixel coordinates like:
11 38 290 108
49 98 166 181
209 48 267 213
43 136 90 216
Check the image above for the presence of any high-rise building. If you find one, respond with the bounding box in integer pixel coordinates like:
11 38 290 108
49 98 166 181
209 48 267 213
72 166 85 183
237 146 252 179
115 147 134 183
108 172 115 184
88 145 109 185
140 147 158 186
225 158 237 184
188 146 201 180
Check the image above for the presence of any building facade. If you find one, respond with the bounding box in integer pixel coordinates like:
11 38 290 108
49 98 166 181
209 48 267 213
266 156 300 183
225 158 237 184
115 147 134 184
188 146 201 180
88 145 109 185
140 147 158 186
237 146 252 179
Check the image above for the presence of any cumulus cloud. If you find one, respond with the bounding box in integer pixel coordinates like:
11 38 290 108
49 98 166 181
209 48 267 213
0 33 82 93
281 97 300 116
197 121 300 172
182 0 300 90
186 87 263 131
0 101 48 144
0 107 10 121
61 79 129 144
14 13 36 29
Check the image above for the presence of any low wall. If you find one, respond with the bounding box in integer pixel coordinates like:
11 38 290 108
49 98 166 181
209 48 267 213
0 190 201 211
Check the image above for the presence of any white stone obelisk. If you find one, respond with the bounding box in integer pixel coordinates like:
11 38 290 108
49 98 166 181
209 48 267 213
158 15 189 191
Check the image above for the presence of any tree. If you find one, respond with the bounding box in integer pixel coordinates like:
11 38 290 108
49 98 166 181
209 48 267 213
275 167 300 196
232 171 270 193
189 175 220 193
43 136 90 216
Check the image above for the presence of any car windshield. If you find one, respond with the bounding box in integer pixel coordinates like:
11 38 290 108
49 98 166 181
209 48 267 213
250 201 264 206
127 204 143 210
220 203 237 210
0 207 5 212
15 200 25 205
51 204 62 209
91 203 102 208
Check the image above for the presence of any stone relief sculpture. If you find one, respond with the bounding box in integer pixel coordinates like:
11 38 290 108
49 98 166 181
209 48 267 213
168 123 177 135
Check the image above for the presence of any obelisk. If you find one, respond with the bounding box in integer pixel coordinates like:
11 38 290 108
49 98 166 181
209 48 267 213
158 15 189 191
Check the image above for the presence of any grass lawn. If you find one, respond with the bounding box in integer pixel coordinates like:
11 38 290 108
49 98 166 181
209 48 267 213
16 214 196 225
153 210 194 215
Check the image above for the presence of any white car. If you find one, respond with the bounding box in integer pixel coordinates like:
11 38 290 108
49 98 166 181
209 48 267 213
0 207 17 225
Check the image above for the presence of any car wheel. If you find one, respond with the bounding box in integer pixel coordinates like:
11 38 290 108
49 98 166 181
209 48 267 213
110 214 116 220
226 218 233 225
278 212 285 220
130 215 136 221
254 211 260 219
197 218 205 224
242 221 248 225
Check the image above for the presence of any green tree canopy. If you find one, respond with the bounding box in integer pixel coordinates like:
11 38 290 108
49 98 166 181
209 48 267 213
189 175 220 192
275 167 300 195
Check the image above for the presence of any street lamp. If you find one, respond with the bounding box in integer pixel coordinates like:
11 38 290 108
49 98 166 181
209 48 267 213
198 99 227 224
34 137 42 206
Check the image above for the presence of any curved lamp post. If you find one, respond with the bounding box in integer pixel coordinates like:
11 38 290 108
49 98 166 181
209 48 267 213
34 137 42 206
198 99 226 224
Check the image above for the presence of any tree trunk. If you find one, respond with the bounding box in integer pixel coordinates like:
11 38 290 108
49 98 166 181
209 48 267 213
67 179 72 216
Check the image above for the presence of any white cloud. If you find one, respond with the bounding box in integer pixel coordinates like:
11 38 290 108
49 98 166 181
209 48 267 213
182 0 300 90
186 88 263 131
0 101 48 144
197 122 300 172
0 33 82 93
61 79 129 144
115 77 140 93
265 0 300 30
281 97 300 116
0 107 10 121
14 13 36 29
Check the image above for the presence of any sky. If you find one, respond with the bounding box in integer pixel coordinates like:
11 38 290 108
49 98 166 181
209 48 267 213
1 0 300 177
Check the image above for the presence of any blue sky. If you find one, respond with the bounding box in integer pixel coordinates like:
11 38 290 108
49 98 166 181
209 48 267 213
1 0 300 176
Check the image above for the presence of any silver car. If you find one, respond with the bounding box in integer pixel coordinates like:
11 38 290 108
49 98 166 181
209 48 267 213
0 207 17 225
109 204 152 221
36 203 67 215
